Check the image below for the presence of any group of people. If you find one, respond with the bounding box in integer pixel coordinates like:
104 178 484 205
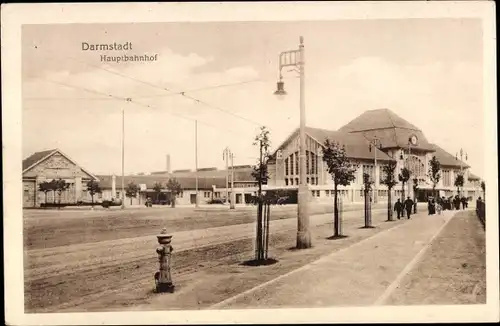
428 195 471 216
393 197 415 219
394 194 472 218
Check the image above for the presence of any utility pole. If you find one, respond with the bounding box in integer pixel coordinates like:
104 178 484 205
456 148 467 197
297 36 311 249
369 137 381 204
195 120 199 208
230 152 235 209
274 36 311 249
223 147 231 205
121 101 128 209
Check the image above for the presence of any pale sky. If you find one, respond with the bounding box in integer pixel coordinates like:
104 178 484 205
22 19 485 177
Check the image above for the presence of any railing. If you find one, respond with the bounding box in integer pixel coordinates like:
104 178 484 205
476 200 485 229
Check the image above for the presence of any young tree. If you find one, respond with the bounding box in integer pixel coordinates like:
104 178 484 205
49 179 58 203
322 139 359 238
251 126 272 260
381 161 398 221
125 182 139 205
398 167 411 216
86 180 102 207
166 178 182 208
412 177 419 213
153 182 164 204
428 156 441 198
362 173 374 228
454 173 465 197
38 181 52 205
54 178 70 207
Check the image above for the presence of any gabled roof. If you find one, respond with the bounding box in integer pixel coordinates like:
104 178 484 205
22 148 99 181
272 126 394 162
22 149 57 171
429 144 470 168
339 108 420 132
338 109 435 151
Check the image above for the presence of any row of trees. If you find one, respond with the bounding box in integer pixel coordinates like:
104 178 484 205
38 179 103 206
250 128 487 260
38 178 183 207
320 140 455 236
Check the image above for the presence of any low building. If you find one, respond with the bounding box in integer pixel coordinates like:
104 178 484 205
22 149 99 207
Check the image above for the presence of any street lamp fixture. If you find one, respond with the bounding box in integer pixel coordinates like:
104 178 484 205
274 79 287 97
274 36 311 249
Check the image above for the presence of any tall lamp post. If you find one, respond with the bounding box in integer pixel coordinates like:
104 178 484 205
121 98 131 210
368 137 382 203
455 148 468 197
407 134 418 200
274 36 311 249
223 147 235 208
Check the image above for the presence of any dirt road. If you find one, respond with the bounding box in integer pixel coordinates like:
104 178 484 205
25 206 387 312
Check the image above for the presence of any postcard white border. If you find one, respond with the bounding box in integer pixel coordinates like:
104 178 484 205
2 1 498 325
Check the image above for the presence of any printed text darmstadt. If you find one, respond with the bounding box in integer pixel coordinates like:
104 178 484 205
82 42 159 63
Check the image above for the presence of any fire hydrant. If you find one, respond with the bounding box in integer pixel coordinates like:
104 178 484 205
154 228 175 293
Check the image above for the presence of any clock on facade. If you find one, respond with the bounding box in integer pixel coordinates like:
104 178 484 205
409 135 418 146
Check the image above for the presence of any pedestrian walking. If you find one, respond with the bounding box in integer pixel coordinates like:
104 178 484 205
461 196 467 210
404 196 414 219
394 198 403 219
436 200 442 215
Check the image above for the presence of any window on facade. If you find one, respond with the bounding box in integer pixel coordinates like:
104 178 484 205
290 178 294 185
326 190 330 196
379 166 387 183
443 170 451 187
296 178 299 185
295 155 299 175
285 178 289 186
306 153 310 175
311 153 315 174
362 164 375 182
285 158 289 175
406 156 425 178
290 154 294 175
307 177 310 184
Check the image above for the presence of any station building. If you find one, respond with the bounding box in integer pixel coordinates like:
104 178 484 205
22 109 483 208
266 108 482 203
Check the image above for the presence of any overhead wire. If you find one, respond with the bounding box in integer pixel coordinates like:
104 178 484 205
34 50 267 127
39 78 254 139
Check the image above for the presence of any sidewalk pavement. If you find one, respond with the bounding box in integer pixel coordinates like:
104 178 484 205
213 209 457 309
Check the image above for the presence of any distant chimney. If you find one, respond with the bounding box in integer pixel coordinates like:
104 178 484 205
166 154 171 174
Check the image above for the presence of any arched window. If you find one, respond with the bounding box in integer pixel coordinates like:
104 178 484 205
406 156 425 178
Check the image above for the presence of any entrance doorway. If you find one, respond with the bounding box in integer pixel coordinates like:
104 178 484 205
190 194 196 204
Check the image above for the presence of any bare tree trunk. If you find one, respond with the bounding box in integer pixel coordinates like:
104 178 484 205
387 188 393 221
255 140 264 260
333 183 339 237
264 203 270 260
401 182 406 217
